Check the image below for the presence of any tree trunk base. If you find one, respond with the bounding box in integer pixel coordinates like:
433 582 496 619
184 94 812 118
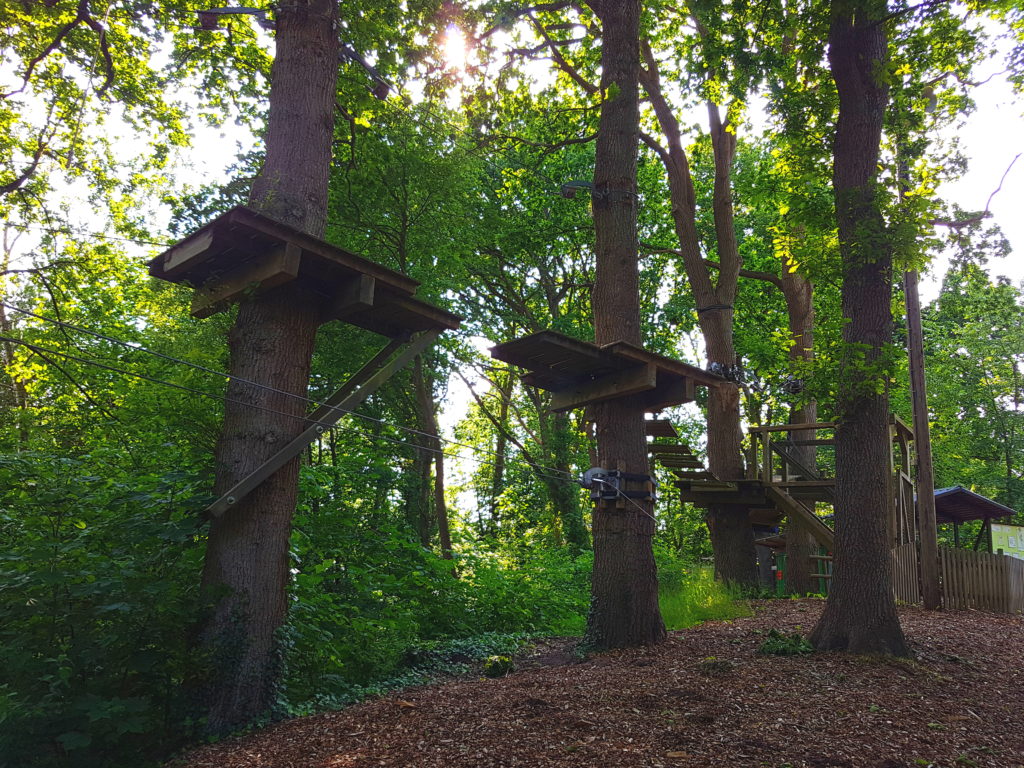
707 505 758 590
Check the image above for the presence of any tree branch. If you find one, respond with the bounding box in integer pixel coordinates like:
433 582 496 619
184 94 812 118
527 12 599 95
640 243 784 289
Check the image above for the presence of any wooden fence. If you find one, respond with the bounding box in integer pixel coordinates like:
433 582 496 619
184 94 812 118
892 542 921 605
940 546 1024 613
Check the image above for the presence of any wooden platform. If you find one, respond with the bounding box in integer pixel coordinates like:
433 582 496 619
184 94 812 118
490 331 723 412
148 206 461 337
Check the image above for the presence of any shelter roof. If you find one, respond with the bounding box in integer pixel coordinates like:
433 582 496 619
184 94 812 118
934 486 1017 524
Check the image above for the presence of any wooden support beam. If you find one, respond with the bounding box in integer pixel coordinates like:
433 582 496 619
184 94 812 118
657 457 705 469
191 242 302 319
639 375 695 411
648 444 695 455
327 274 375 321
205 329 441 517
162 230 216 278
764 486 834 549
748 422 836 434
904 268 940 609
549 362 657 412
645 419 678 438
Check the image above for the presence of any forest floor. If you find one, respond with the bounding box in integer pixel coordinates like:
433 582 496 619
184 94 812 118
172 599 1023 768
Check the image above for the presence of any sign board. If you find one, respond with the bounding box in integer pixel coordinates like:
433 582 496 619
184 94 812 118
992 523 1024 560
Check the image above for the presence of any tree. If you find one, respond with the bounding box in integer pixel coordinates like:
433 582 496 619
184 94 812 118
922 262 1024 512
194 0 341 733
583 0 665 648
808 0 909 656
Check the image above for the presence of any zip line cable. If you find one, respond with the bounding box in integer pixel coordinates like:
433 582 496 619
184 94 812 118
1 333 661 522
0 300 576 481
0 333 577 489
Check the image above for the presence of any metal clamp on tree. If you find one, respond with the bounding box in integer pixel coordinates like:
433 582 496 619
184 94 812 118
581 467 657 503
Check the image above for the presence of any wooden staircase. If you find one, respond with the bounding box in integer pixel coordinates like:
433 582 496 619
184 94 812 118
651 417 917 555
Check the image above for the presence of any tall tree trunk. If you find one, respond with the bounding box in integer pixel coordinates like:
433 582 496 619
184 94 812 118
639 48 757 588
405 441 433 546
584 0 665 649
413 355 452 559
809 0 909 656
486 374 512 537
196 0 340 734
782 272 819 596
550 411 589 552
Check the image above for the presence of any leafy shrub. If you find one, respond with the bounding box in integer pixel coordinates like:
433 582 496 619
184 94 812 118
482 655 515 677
0 452 207 768
656 555 751 630
757 628 814 655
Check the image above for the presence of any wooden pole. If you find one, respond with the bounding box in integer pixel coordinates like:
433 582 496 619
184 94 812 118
904 269 941 609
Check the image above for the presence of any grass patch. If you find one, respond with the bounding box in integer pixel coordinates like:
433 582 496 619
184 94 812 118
658 565 752 630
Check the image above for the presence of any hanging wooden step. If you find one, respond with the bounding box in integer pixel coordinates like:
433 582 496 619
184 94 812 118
490 330 724 413
645 419 679 438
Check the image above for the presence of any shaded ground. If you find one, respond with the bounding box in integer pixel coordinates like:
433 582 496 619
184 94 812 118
173 600 1023 768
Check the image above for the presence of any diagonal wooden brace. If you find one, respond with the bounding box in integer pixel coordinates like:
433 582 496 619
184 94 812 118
205 328 442 517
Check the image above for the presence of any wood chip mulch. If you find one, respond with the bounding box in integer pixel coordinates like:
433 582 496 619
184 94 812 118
172 600 1024 768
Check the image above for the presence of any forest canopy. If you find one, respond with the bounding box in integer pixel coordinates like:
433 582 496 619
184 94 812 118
0 0 1022 766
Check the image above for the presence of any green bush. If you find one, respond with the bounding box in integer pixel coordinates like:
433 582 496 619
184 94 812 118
0 453 206 768
482 655 515 677
655 553 752 630
757 628 814 656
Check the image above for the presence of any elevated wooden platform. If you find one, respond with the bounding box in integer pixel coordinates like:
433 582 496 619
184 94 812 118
148 206 460 338
490 331 724 412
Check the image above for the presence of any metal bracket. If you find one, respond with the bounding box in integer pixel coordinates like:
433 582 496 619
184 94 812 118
205 328 441 517
580 468 657 502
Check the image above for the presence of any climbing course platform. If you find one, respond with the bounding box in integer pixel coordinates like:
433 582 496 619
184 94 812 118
148 205 460 336
149 205 461 518
490 330 724 412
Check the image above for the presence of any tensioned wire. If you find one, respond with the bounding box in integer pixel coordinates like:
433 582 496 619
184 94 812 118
0 299 575 481
1 332 659 522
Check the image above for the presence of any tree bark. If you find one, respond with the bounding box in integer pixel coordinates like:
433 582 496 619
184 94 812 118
783 272 819 596
486 373 512 537
196 0 340 734
809 0 909 656
584 0 665 649
639 46 757 588
413 355 452 559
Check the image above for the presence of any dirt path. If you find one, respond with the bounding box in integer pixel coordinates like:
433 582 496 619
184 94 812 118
173 599 1024 768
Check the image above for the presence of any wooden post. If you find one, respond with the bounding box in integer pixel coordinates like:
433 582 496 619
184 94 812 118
904 269 941 609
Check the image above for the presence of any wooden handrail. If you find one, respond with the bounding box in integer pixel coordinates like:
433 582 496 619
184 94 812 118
747 421 836 434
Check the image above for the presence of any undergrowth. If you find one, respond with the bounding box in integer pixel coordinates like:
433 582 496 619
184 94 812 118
657 562 752 630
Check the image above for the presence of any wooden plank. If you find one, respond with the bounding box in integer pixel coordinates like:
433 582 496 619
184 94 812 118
645 419 678 438
549 363 657 412
773 480 836 488
157 229 216 278
206 329 441 517
191 242 301 319
657 457 705 469
678 491 770 507
764 485 834 549
672 470 715 480
748 422 837 434
648 444 694 455
491 331 618 382
326 274 375 320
